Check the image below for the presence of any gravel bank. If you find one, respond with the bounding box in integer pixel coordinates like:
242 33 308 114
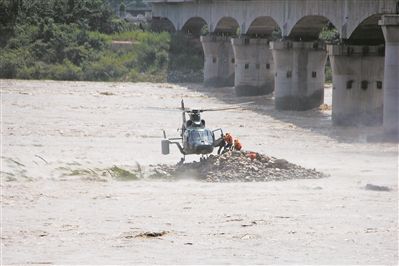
150 150 326 182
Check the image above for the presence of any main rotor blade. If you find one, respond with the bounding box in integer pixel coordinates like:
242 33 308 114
148 101 254 113
199 107 241 112
199 102 255 112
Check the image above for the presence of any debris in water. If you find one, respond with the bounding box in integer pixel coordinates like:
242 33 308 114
319 103 332 111
135 231 169 238
365 184 391 192
64 166 140 181
238 234 260 240
109 166 139 181
241 221 257 227
99 91 115 96
35 154 48 164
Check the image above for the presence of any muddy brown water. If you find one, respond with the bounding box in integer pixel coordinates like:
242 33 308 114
1 80 398 264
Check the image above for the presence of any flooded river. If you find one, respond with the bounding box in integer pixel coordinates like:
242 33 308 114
1 79 397 264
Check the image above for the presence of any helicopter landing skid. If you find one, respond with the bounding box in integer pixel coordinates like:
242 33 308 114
200 155 208 163
177 155 185 165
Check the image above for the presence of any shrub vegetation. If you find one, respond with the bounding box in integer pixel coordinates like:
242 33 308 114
0 0 204 82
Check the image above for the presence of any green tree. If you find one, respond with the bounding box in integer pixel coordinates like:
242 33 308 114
319 23 340 44
119 1 126 17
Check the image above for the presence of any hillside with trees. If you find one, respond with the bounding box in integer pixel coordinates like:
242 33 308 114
0 0 203 82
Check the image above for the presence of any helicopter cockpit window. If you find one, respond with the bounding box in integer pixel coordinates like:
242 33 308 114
190 131 201 141
189 130 213 143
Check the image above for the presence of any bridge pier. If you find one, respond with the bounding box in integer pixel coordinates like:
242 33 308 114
231 38 274 96
270 41 327 110
327 45 384 126
200 35 235 87
379 15 399 139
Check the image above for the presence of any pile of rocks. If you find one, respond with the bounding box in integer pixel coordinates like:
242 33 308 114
150 151 326 182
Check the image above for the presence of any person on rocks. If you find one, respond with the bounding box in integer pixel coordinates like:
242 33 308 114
217 133 226 154
234 138 242 151
223 133 233 152
217 133 233 154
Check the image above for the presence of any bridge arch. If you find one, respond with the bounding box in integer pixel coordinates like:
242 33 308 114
347 14 384 45
214 16 240 35
246 16 282 38
288 15 339 41
181 17 208 36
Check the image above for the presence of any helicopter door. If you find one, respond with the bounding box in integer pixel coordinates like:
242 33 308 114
212 128 224 146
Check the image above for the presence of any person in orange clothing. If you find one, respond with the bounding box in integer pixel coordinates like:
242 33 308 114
218 133 233 154
234 138 242 151
223 133 233 151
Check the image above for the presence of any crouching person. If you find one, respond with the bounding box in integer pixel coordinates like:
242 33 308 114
234 139 242 151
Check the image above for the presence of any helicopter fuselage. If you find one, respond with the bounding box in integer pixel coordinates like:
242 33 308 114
182 128 215 155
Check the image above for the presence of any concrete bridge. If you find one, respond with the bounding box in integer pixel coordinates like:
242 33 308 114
150 0 399 138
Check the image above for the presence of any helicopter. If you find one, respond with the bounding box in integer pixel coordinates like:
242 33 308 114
161 100 245 162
